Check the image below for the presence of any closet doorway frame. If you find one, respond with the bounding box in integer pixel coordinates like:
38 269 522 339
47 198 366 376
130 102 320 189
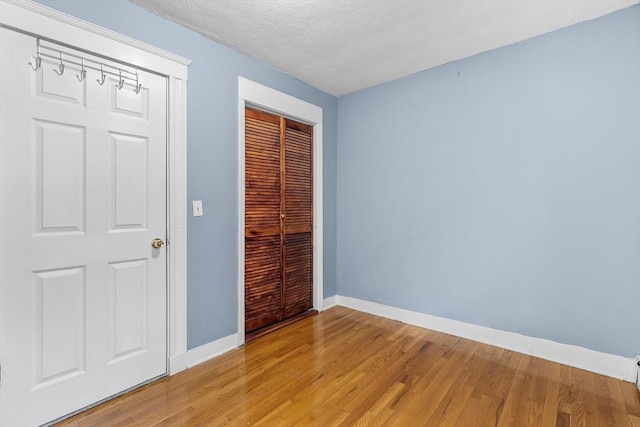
0 0 190 375
237 77 324 345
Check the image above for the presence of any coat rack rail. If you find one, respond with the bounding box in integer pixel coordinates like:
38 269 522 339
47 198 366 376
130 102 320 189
30 38 142 93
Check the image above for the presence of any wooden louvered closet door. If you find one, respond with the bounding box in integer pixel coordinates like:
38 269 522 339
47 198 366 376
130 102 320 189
245 107 313 334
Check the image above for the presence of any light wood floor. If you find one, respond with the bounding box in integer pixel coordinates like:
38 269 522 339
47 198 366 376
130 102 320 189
59 306 640 426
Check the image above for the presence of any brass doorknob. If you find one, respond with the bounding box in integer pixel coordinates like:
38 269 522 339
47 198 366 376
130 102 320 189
151 238 165 249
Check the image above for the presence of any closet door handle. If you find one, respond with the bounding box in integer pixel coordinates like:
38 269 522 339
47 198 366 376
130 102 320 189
280 213 285 219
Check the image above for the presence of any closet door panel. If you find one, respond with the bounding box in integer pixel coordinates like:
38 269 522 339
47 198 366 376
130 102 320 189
283 120 313 319
245 108 282 332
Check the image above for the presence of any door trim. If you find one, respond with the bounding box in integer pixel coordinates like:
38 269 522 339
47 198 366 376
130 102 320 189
0 0 190 376
237 77 324 346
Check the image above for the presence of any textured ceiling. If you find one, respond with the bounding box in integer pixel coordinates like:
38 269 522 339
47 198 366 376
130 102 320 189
131 0 639 96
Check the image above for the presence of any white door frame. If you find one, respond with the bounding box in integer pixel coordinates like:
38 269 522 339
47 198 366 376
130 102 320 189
0 0 190 375
237 77 324 345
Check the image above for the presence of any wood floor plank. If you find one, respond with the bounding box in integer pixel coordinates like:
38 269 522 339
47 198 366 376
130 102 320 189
527 358 552 426
454 393 483 425
56 307 640 427
540 363 562 426
426 383 475 426
496 352 533 427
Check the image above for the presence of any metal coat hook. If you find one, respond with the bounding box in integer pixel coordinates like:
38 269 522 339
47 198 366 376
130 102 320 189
97 63 106 86
53 51 65 76
133 69 142 94
29 38 42 71
116 69 125 90
76 58 87 82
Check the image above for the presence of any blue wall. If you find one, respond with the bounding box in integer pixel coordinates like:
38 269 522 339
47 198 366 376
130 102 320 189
38 0 338 349
35 1 640 358
337 6 640 357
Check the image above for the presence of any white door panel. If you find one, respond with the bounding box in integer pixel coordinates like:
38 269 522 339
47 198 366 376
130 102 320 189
0 28 168 426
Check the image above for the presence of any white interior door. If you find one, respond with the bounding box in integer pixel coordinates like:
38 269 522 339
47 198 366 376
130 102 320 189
0 28 168 427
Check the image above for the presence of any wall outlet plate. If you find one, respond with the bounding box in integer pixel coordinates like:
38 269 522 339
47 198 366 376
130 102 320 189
192 200 203 217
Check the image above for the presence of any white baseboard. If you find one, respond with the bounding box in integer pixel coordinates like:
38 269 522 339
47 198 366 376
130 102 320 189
168 333 239 374
168 353 188 375
335 295 638 383
184 333 239 369
322 295 338 310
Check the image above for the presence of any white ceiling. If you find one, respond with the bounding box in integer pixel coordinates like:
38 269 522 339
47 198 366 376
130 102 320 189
131 0 639 96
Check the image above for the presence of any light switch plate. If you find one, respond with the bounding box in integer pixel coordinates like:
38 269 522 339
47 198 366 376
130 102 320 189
635 355 640 392
192 200 203 217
